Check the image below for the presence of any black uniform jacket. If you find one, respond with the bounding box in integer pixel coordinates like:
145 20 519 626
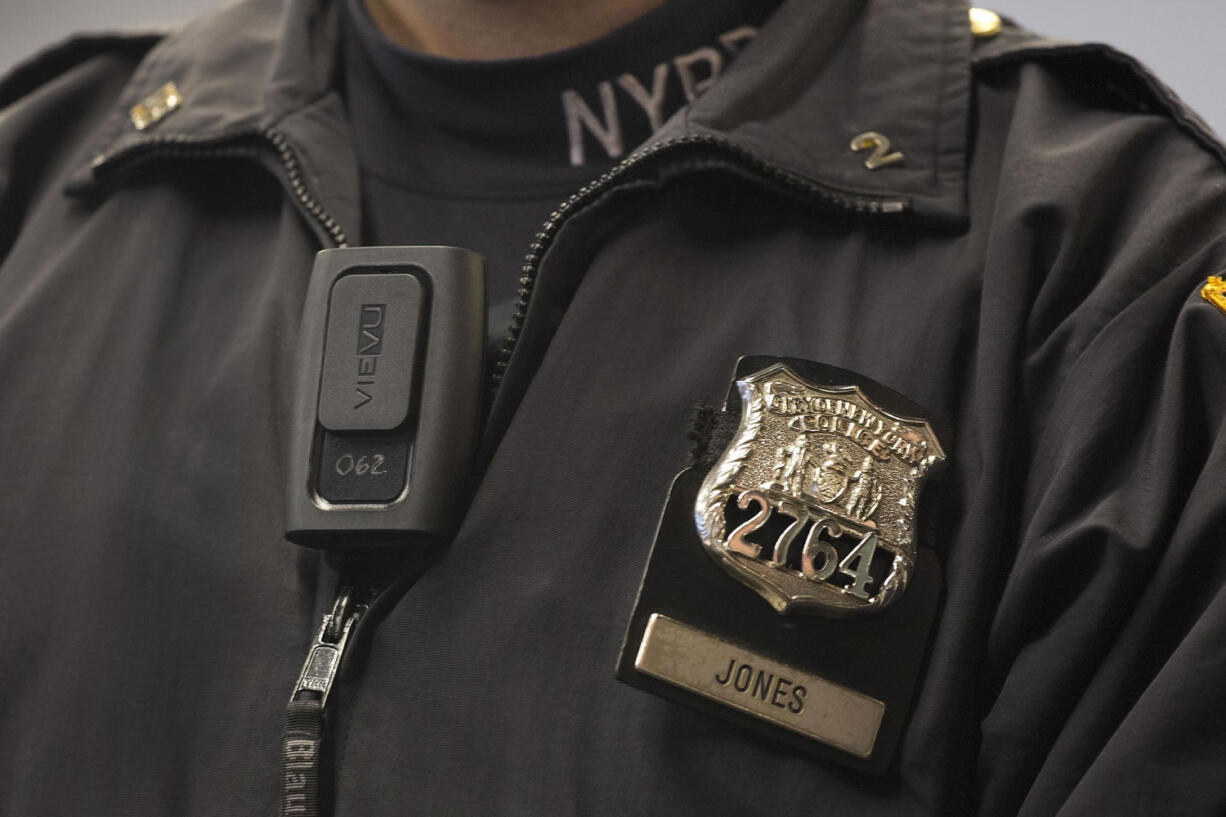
1 0 1225 814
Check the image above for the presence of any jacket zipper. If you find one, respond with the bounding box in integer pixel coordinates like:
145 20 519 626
91 128 357 817
92 128 909 815
264 129 350 249
281 587 365 817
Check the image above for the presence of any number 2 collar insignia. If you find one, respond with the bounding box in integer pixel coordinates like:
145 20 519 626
696 362 945 617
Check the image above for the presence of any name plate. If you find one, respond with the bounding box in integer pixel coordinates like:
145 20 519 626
635 614 884 759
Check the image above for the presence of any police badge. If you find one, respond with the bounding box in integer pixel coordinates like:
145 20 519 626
696 363 945 616
617 357 948 774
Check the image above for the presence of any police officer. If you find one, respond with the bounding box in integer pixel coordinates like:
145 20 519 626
1 0 1224 815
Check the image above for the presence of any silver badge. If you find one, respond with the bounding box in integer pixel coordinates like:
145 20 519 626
695 363 945 617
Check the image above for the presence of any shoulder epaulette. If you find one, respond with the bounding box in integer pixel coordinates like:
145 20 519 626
0 29 167 111
971 20 1226 170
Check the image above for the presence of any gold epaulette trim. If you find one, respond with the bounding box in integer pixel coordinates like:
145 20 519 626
1202 275 1226 315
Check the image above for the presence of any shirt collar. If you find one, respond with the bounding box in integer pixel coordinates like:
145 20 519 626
70 0 972 229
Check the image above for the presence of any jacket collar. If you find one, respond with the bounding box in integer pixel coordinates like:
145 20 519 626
67 0 363 242
71 0 971 232
665 0 972 225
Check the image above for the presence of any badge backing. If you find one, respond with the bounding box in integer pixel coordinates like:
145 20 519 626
617 357 946 775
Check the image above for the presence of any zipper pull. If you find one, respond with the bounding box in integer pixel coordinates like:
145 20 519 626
291 587 364 708
281 588 366 817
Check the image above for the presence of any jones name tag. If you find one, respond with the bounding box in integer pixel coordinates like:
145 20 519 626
635 614 884 759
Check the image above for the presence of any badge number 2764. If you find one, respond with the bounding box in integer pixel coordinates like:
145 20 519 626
726 489 883 601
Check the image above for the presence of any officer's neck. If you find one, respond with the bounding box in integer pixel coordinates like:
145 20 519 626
363 0 667 60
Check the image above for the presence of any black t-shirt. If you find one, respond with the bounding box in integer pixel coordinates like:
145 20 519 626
340 0 779 349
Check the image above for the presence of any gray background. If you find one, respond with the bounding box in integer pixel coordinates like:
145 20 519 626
2 1 1223 137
